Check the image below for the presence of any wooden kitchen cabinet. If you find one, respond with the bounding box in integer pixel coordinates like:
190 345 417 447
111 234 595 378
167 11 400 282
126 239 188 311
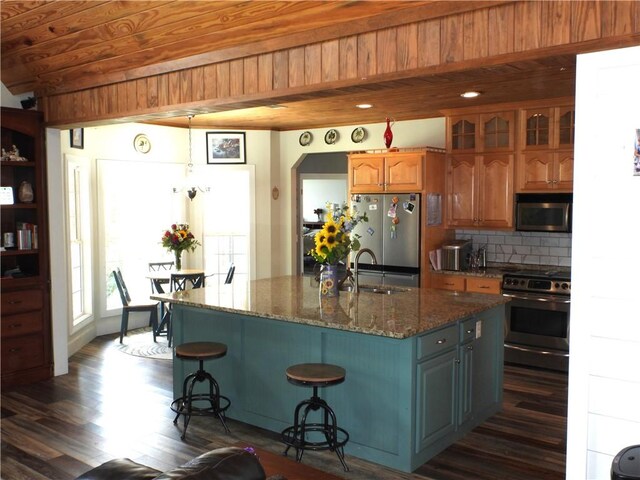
348 151 423 193
516 150 573 192
432 274 501 294
465 276 502 294
1 107 52 388
416 308 503 453
448 111 515 153
520 105 575 149
431 274 466 291
446 153 513 229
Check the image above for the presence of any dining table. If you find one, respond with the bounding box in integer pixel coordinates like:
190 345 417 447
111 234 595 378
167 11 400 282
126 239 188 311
146 268 206 344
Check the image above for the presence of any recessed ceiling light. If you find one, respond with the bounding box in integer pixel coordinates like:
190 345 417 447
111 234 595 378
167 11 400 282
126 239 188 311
356 103 373 109
460 91 481 99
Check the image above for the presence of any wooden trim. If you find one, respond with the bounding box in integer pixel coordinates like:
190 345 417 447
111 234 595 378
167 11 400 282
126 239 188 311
40 2 638 127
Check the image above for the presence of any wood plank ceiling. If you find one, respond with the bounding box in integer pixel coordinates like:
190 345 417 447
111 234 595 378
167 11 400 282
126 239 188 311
1 1 639 130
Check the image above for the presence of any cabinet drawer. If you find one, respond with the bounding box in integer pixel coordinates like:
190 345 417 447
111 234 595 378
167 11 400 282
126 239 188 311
1 289 43 315
460 317 477 343
466 277 501 294
417 324 457 360
1 310 43 338
1 334 45 373
432 275 465 291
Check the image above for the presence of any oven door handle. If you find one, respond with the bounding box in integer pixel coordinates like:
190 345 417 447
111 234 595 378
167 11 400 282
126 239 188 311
502 293 571 304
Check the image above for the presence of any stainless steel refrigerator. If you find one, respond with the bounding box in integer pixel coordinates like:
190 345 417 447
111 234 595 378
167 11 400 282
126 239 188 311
350 193 420 287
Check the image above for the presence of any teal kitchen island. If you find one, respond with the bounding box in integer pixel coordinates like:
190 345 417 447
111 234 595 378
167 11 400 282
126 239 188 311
153 276 509 473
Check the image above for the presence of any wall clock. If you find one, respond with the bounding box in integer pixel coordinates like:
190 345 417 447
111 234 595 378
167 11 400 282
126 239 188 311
134 133 151 154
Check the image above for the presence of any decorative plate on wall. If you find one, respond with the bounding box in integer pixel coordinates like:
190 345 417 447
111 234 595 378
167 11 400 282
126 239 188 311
351 127 366 143
299 131 312 146
133 133 151 153
324 129 339 145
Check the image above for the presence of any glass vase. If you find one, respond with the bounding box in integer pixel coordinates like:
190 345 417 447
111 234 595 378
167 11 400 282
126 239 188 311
319 264 339 298
174 250 182 271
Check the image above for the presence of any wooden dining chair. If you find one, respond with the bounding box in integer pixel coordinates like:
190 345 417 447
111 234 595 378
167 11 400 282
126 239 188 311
148 261 174 294
170 272 206 292
224 263 235 284
112 269 160 344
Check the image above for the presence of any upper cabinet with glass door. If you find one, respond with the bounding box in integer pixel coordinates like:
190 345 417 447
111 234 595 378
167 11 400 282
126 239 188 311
520 105 575 150
447 111 515 153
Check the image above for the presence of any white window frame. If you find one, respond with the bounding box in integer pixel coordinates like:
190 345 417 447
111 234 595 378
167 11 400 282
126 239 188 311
65 155 93 332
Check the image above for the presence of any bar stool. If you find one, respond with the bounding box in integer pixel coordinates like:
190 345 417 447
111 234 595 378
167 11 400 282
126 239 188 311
281 363 349 471
170 342 231 440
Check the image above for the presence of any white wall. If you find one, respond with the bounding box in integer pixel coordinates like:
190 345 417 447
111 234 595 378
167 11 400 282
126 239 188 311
278 118 446 274
301 176 348 222
567 45 640 479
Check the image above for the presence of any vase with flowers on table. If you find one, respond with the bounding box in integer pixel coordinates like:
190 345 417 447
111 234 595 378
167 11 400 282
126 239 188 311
308 204 367 298
161 223 201 271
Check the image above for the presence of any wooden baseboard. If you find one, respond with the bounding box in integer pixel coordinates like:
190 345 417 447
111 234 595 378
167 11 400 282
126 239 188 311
235 444 345 480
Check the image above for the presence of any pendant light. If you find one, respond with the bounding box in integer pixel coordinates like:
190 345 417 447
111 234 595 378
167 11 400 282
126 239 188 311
173 115 210 201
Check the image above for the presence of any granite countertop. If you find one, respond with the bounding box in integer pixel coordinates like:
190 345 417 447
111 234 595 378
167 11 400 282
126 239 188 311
431 263 571 279
152 275 509 340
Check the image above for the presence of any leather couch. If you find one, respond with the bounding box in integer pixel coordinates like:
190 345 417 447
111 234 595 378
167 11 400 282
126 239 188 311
75 446 285 480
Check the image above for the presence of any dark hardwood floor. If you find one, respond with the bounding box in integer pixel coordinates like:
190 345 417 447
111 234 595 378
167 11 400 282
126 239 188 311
1 334 567 480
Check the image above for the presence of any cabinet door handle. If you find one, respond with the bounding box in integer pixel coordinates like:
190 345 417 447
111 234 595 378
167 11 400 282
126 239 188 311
8 300 23 305
466 345 474 351
9 323 23 329
436 338 447 345
10 347 21 353
479 285 490 289
466 328 474 334
444 282 455 286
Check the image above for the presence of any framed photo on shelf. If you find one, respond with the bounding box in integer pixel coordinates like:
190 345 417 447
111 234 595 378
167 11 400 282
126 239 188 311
70 128 84 149
206 131 246 164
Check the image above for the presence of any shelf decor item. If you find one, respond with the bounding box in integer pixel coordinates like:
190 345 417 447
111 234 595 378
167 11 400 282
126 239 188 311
161 223 201 271
308 204 368 298
384 117 394 148
18 181 34 203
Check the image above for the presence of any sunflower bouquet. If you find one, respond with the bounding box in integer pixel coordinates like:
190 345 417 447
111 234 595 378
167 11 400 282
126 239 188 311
308 204 368 265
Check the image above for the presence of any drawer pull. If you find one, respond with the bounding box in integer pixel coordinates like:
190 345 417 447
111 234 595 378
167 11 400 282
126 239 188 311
10 347 21 353
466 328 474 334
436 338 447 345
466 345 473 351
10 323 23 329
8 300 23 305
444 282 454 286
479 285 490 289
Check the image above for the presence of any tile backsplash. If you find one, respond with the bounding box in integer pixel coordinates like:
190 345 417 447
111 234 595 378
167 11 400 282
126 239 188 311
454 229 572 267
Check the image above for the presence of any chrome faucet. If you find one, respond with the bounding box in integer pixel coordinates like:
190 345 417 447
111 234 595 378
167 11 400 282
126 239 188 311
353 248 378 293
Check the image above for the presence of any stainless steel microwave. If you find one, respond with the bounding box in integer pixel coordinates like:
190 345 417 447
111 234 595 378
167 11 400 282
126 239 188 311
515 193 572 232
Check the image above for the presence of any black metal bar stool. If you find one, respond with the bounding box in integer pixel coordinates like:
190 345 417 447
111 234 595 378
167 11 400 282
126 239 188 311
170 342 231 440
281 363 349 471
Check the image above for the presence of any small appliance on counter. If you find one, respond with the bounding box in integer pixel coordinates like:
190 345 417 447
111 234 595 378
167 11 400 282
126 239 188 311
441 239 472 271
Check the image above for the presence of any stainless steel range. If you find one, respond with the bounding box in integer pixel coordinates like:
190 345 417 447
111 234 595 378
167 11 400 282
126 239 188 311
502 270 571 372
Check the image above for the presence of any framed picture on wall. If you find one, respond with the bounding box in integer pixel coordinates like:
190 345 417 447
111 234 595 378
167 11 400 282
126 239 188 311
70 128 84 149
206 131 246 164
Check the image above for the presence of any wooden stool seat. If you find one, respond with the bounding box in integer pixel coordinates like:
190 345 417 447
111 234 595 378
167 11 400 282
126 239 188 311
286 363 345 386
171 342 230 439
281 363 349 471
176 342 227 361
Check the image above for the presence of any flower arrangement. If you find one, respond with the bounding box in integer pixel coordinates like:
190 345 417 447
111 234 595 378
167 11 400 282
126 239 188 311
161 223 201 270
308 203 367 265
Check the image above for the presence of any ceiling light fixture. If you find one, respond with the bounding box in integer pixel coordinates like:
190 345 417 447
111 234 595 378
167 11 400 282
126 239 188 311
460 91 481 99
173 115 210 201
356 103 373 109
